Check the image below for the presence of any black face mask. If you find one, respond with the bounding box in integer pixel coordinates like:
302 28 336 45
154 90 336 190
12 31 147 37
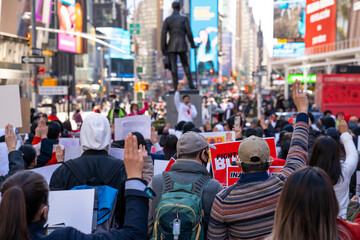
184 101 190 105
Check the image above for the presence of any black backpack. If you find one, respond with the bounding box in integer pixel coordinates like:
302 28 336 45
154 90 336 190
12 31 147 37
63 160 122 232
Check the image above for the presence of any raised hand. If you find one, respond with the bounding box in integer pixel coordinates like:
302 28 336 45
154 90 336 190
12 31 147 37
55 145 64 163
124 133 144 179
225 131 233 142
5 124 17 152
292 80 308 114
150 126 157 145
35 119 48 139
338 119 348 134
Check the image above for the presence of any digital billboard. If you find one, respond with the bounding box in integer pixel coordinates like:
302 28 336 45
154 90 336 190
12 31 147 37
190 0 218 73
337 0 360 41
273 0 306 58
273 42 305 58
305 0 337 49
221 32 232 77
96 27 133 60
57 0 85 53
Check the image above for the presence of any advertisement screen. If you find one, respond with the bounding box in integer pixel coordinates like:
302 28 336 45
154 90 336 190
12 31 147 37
273 42 305 58
273 0 306 58
337 0 360 41
96 27 133 60
57 0 85 53
221 32 232 77
305 0 337 49
190 0 218 73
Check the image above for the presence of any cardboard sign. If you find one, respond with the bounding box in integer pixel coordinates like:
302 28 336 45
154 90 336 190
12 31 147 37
47 189 95 234
114 115 151 141
0 85 22 128
18 98 31 134
210 138 278 187
200 131 235 144
29 164 61 184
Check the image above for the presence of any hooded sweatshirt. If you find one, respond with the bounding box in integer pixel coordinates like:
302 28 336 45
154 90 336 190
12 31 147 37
80 113 112 152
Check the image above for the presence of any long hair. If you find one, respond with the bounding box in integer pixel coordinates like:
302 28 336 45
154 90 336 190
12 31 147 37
0 171 49 240
308 136 343 185
163 134 178 160
272 166 339 240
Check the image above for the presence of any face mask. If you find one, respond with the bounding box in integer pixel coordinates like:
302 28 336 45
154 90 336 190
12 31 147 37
184 101 190 105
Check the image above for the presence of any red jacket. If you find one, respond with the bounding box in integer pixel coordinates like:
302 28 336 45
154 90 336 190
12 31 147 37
32 136 59 166
127 102 148 116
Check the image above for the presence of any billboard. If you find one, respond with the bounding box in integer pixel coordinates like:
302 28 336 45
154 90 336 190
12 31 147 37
221 32 232 77
57 0 86 53
273 42 305 58
190 0 218 73
273 0 306 58
305 0 337 49
337 0 360 41
96 27 133 60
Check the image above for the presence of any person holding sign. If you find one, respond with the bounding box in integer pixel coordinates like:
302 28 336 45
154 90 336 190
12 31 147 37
0 133 154 239
207 80 310 240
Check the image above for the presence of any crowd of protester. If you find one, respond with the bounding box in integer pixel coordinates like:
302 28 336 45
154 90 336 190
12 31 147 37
0 80 359 239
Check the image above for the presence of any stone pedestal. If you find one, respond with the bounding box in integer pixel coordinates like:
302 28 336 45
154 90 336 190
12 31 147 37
165 89 202 128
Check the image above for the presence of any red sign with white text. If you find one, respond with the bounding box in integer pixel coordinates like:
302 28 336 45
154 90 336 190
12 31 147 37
305 0 337 50
210 138 282 187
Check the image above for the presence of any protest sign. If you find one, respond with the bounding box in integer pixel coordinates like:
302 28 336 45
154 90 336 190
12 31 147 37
64 146 83 161
153 158 176 176
200 131 235 144
109 148 124 160
59 138 80 147
18 98 31 134
210 138 278 187
0 85 22 128
48 189 95 234
0 140 22 175
29 164 61 184
114 115 151 141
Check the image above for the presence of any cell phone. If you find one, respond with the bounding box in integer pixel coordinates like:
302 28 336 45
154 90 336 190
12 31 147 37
234 116 241 132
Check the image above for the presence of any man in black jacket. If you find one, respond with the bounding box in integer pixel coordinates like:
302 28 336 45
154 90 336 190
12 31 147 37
161 1 196 90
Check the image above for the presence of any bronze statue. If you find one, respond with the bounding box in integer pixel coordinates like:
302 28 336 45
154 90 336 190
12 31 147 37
161 1 196 90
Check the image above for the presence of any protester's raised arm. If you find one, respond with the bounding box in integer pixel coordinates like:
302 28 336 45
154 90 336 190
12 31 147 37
280 80 309 178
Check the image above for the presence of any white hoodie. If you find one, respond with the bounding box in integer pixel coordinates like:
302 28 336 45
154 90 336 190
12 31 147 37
80 113 112 152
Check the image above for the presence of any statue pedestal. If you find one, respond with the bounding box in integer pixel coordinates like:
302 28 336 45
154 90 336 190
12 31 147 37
165 90 202 128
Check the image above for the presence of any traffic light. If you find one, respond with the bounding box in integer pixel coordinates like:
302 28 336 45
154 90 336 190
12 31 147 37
27 33 31 47
209 69 214 75
98 79 102 85
141 82 149 91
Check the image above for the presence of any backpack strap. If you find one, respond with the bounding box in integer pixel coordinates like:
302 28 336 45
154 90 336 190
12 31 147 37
63 160 87 185
103 162 123 185
192 175 211 198
162 171 174 194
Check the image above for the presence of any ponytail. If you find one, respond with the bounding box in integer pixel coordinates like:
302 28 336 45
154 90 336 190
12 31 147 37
0 186 30 240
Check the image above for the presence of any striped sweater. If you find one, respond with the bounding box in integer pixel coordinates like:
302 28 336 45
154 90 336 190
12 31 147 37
207 113 309 240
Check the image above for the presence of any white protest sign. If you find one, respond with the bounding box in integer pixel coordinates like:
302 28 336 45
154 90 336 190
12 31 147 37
64 146 83 161
154 159 170 176
200 131 235 144
59 138 80 147
109 148 124 160
0 85 22 128
48 189 95 234
29 164 61 184
0 140 22 175
114 115 151 141
168 128 182 138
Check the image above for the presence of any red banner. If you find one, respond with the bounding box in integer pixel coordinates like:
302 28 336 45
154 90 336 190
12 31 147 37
305 0 337 50
210 138 283 187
